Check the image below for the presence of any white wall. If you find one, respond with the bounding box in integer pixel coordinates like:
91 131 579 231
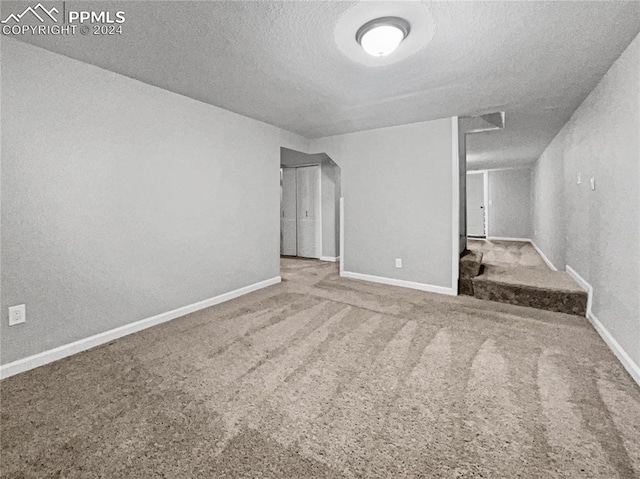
311 118 457 292
532 33 640 373
487 168 532 239
532 138 567 268
1 39 306 365
321 163 340 259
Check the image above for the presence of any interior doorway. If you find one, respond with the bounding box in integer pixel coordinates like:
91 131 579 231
280 147 341 263
280 165 322 258
466 171 488 238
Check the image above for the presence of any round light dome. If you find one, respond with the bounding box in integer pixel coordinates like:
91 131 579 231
356 17 410 57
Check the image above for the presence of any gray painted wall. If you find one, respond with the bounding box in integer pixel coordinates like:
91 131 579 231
0 39 299 365
321 163 340 259
532 33 640 368
487 169 532 239
311 118 455 289
532 138 567 268
280 148 341 259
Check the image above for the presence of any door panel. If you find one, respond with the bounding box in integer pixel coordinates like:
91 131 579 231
467 173 486 237
281 168 297 256
296 166 321 258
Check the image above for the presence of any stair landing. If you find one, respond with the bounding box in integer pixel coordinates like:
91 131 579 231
463 240 588 316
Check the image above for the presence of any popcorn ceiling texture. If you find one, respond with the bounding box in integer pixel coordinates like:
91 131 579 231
1 258 639 478
3 1 639 168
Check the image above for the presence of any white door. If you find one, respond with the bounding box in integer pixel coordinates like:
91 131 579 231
296 166 321 258
281 168 297 256
467 172 486 237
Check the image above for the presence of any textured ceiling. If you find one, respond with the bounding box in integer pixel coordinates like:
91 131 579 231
5 1 640 168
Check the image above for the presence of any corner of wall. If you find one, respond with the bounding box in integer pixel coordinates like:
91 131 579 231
279 129 312 154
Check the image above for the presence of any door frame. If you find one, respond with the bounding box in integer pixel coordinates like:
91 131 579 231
281 163 322 259
280 167 298 256
466 170 489 238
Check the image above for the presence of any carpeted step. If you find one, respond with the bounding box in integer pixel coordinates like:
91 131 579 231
459 250 483 296
459 278 475 296
472 265 588 316
460 250 483 278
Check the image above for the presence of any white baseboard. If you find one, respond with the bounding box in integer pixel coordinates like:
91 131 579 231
486 236 531 242
320 256 338 262
587 309 640 386
530 240 558 271
0 276 281 380
341 271 456 296
565 265 593 313
565 264 639 387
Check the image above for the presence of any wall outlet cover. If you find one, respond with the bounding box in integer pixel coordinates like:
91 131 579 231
395 258 402 268
9 304 26 326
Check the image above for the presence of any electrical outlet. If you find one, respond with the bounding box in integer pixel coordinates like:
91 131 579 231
9 304 26 326
395 258 402 268
590 177 596 191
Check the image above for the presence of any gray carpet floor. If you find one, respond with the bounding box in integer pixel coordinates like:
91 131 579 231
1 258 639 478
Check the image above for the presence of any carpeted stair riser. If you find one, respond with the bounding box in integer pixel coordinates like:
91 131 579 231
458 278 475 296
459 250 483 279
472 279 588 316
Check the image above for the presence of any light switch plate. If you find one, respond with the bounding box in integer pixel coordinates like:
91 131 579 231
590 177 596 191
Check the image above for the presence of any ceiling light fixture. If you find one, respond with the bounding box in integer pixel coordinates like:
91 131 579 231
356 17 410 57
